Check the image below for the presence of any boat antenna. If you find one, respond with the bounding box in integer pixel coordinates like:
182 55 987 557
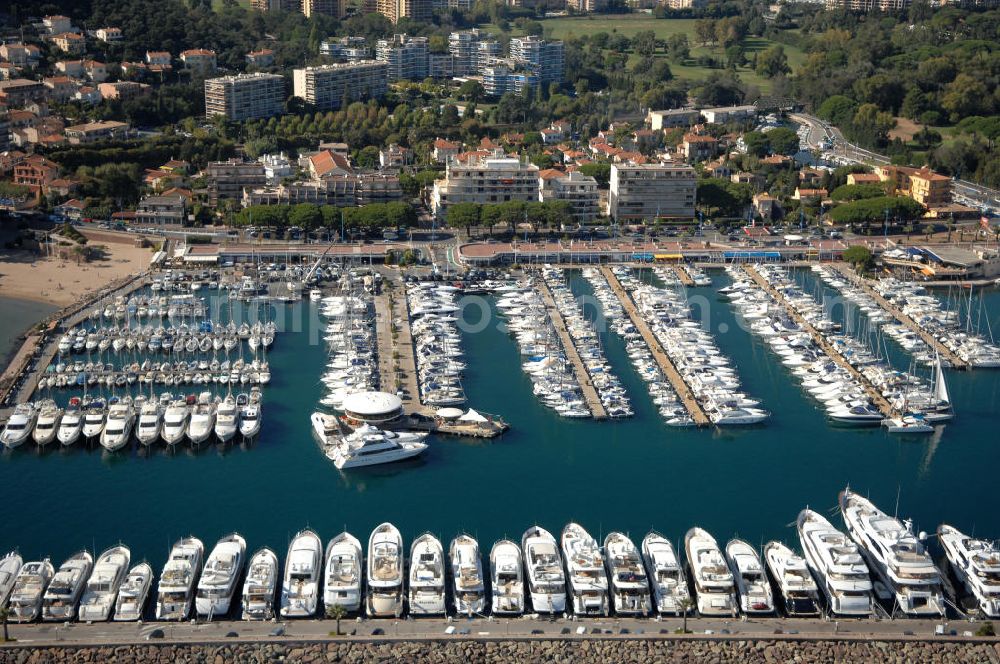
893 484 901 520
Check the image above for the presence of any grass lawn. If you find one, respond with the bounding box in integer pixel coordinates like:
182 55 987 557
541 15 698 40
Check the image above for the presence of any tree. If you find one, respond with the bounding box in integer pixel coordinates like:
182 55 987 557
743 131 771 158
695 19 716 46
817 95 857 127
767 127 800 156
326 604 347 635
666 34 690 63
680 597 695 634
830 184 885 201
355 146 380 170
632 30 657 58
457 80 484 102
445 202 480 236
941 74 989 122
0 605 9 642
842 245 873 273
755 45 789 79
288 203 323 231
578 163 611 187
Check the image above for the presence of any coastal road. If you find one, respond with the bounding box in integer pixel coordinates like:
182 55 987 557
3 614 985 647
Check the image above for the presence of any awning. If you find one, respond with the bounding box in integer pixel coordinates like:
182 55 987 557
458 409 488 423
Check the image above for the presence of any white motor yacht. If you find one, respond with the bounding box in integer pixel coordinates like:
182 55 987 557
725 539 774 615
604 532 652 615
196 533 246 618
763 541 821 617
938 524 1000 618
32 401 62 447
280 529 322 618
56 401 84 446
560 523 609 616
78 545 130 622
156 536 204 621
41 551 93 621
641 532 690 615
323 533 362 613
797 508 873 616
409 533 447 615
327 425 428 469
81 401 107 441
100 402 135 452
113 563 153 621
214 395 240 443
238 391 262 439
450 534 485 616
366 523 404 617
490 540 524 615
242 548 279 621
685 527 737 617
2 403 38 448
135 400 163 446
0 552 24 608
521 526 566 614
161 399 190 446
840 489 944 616
7 560 54 622
187 394 217 446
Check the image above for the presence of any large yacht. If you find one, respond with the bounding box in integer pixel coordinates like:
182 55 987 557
160 399 190 446
100 401 135 452
521 526 566 614
1 403 37 448
195 533 246 618
725 539 774 615
242 548 279 620
797 508 874 616
7 560 54 622
839 489 945 616
113 563 153 621
78 545 130 621
186 394 217 446
0 552 24 608
32 400 62 447
156 536 204 620
327 425 428 469
56 400 83 446
449 534 485 616
214 395 240 443
323 532 363 613
560 523 609 616
238 390 262 439
409 533 447 615
938 524 1000 618
41 551 93 621
604 532 652 615
641 532 690 615
135 399 163 446
684 527 737 617
366 523 404 617
763 541 820 617
280 529 322 618
490 539 524 615
81 400 107 441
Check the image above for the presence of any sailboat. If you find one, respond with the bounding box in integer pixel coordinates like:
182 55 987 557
925 352 953 423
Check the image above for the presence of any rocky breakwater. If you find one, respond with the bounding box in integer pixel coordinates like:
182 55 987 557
2 639 1000 663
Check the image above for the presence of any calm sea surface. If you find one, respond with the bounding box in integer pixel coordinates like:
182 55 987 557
0 270 997 581
0 296 57 361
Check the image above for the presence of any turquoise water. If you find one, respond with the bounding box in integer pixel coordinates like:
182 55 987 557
1 272 998 585
0 296 57 361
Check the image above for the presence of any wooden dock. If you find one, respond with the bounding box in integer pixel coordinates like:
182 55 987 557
742 265 893 416
534 275 608 420
674 265 695 287
828 263 969 371
599 267 710 426
374 273 420 410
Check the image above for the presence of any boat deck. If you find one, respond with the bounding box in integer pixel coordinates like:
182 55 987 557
674 266 695 287
828 264 969 371
534 276 607 420
598 267 709 427
742 265 893 417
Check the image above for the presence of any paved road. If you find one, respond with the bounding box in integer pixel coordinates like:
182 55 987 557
3 614 986 647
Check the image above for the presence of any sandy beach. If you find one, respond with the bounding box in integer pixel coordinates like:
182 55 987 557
0 228 153 307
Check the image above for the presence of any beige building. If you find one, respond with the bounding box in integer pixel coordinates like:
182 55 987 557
825 0 909 9
95 27 123 42
206 159 267 204
376 0 432 23
303 0 343 16
431 151 539 217
538 169 600 223
180 49 217 75
609 163 696 221
292 61 387 111
874 165 951 208
136 194 188 226
52 32 86 54
205 73 285 121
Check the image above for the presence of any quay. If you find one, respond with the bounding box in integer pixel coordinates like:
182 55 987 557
674 265 695 286
829 264 970 371
534 274 607 419
374 273 420 410
599 267 710 426
742 265 894 416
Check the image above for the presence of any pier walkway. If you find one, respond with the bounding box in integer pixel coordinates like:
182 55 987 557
374 273 420 411
829 264 969 370
674 265 695 287
534 276 607 420
742 265 893 416
599 267 709 426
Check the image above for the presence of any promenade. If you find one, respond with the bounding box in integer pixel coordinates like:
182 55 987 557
374 273 420 410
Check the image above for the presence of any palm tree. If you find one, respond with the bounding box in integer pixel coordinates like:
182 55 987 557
680 597 695 634
326 604 347 635
1 605 10 642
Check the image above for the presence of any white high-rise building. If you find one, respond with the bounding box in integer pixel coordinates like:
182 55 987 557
431 151 539 217
609 163 696 221
376 34 428 81
292 61 388 110
204 73 285 121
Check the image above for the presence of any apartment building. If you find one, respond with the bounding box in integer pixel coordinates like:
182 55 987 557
206 159 267 205
135 194 188 226
321 37 370 61
376 0 433 23
95 27 123 42
292 61 388 111
52 33 86 55
679 133 719 163
566 0 608 10
824 0 910 10
538 169 599 223
246 49 275 68
482 63 538 97
64 120 129 144
875 165 951 208
376 34 428 81
97 81 148 101
431 151 539 217
648 108 701 131
609 163 697 221
448 29 499 75
509 36 564 83
0 79 47 107
303 0 343 17
204 73 285 121
180 49 217 75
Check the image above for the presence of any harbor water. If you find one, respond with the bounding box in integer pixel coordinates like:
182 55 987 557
1 271 998 576
0 296 57 362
